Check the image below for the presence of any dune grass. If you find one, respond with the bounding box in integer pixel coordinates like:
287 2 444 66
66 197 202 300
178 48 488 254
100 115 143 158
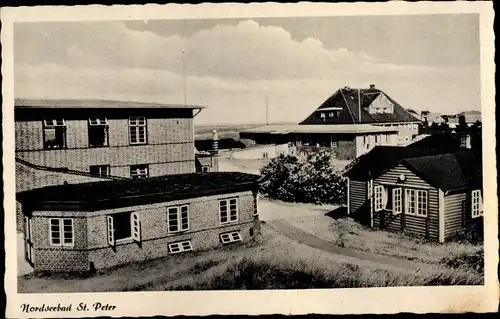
19 221 483 293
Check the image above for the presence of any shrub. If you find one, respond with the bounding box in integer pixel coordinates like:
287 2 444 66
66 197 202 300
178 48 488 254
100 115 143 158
441 248 484 274
259 150 347 205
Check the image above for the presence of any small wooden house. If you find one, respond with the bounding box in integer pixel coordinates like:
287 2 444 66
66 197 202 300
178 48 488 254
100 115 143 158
16 172 261 272
345 146 483 242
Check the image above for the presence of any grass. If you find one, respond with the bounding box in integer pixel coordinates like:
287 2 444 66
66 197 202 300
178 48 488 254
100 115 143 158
288 215 484 273
18 222 483 293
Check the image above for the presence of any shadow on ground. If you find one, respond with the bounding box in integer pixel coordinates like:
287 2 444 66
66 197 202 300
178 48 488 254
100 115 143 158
325 206 348 219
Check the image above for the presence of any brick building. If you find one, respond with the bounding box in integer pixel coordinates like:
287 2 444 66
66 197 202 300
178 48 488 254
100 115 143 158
15 98 219 183
17 172 261 272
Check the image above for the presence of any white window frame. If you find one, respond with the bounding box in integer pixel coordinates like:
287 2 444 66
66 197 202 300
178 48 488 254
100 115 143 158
471 190 482 218
49 218 74 247
219 198 239 224
107 212 141 246
168 240 193 254
392 188 402 215
220 231 242 244
330 136 338 148
129 116 147 145
373 185 384 212
167 205 190 233
43 118 67 149
130 165 149 179
88 117 109 126
405 189 428 217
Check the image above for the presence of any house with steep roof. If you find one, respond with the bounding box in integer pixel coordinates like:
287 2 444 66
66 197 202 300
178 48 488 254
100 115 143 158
17 171 262 272
299 85 421 144
239 85 420 160
345 145 483 242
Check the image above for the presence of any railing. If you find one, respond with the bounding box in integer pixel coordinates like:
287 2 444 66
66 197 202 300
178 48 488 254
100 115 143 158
296 145 336 155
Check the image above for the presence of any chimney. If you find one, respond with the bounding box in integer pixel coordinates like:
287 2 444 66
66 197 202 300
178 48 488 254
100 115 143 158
370 84 375 90
210 130 220 172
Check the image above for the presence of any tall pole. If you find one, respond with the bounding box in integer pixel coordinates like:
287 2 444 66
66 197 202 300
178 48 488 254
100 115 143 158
358 88 361 123
266 94 269 125
182 50 187 105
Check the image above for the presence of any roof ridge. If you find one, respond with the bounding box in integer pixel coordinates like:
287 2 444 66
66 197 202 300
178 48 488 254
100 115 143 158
339 89 357 124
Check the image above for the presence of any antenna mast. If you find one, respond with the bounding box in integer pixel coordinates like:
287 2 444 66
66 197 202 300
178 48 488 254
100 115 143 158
266 94 269 125
182 50 187 105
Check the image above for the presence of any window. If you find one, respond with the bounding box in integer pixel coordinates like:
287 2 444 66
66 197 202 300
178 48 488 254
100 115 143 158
167 205 189 233
168 240 193 254
88 117 109 147
471 190 482 218
219 198 238 224
107 212 141 246
328 112 334 118
373 185 384 212
220 231 242 244
392 188 402 214
49 218 74 247
320 112 326 118
263 152 269 158
405 189 428 217
330 136 338 148
130 165 149 179
43 119 67 149
89 165 110 177
202 166 209 173
129 116 147 145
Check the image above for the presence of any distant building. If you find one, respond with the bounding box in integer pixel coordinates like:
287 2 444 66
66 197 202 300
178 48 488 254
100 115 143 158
459 110 482 126
421 112 445 126
239 123 399 160
345 145 483 242
299 85 421 144
17 172 261 272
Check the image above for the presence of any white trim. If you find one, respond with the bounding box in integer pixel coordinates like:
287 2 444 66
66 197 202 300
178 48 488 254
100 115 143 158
404 188 428 217
220 231 242 244
369 179 374 228
131 212 141 242
167 205 190 233
128 116 147 145
107 215 115 246
378 181 431 190
48 218 74 247
373 185 383 212
392 188 402 215
88 117 109 126
219 198 239 224
438 189 445 243
168 240 193 254
471 189 482 218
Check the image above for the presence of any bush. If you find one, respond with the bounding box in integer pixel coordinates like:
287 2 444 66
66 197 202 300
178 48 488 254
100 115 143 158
259 150 347 205
441 248 484 274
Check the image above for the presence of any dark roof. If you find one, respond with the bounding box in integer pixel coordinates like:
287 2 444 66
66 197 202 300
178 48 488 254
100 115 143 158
346 146 482 192
15 98 206 110
409 133 462 151
17 172 261 212
300 87 420 125
345 146 450 181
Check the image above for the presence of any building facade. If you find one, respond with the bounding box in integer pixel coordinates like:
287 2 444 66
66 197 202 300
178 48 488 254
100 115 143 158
345 146 483 242
17 172 261 272
15 99 211 180
239 124 399 160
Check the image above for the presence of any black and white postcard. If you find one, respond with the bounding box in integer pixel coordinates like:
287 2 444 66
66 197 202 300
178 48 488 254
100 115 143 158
2 2 497 317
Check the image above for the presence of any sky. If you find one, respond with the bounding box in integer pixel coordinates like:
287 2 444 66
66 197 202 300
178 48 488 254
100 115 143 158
14 14 481 124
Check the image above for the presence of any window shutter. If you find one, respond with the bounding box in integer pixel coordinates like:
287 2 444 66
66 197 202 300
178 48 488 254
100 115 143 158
107 216 115 247
131 212 141 242
382 187 389 209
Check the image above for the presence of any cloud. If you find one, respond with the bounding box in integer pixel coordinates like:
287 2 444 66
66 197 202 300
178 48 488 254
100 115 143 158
14 19 480 124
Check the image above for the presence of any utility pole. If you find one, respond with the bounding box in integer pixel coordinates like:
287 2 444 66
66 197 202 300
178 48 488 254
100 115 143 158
358 88 361 123
266 94 269 125
182 50 187 105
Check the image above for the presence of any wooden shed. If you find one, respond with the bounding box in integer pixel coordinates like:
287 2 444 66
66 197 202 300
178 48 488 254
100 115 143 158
345 146 483 242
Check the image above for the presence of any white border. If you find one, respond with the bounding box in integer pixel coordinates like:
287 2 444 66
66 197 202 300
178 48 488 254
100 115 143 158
2 2 497 317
